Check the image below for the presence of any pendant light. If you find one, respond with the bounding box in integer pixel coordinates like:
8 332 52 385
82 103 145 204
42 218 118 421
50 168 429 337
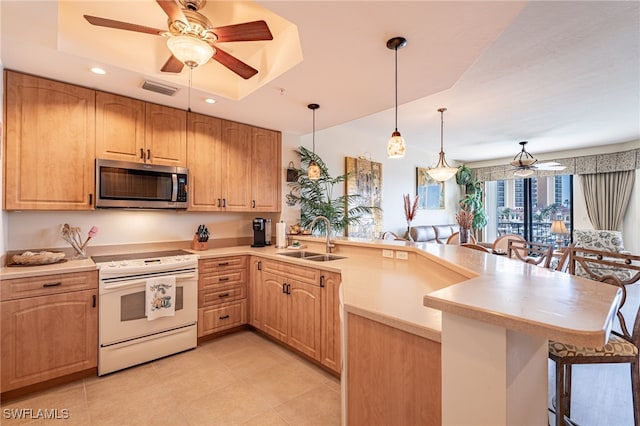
426 108 458 182
307 103 321 180
386 36 407 159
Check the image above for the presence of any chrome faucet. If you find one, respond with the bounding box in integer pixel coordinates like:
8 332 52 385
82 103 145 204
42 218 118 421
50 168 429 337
308 216 335 253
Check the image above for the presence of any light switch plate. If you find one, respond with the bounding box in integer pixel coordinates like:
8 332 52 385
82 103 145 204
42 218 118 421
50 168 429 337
382 249 394 258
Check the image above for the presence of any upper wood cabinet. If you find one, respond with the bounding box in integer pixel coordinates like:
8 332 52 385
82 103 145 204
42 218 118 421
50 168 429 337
252 127 281 212
145 103 187 166
96 93 186 166
3 71 96 210
95 92 145 163
187 113 281 212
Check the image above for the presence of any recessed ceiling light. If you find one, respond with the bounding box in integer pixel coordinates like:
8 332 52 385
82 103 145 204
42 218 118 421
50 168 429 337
204 98 216 104
90 67 106 75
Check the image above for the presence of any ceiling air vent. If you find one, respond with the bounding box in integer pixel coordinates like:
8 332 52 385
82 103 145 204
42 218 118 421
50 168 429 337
142 80 179 96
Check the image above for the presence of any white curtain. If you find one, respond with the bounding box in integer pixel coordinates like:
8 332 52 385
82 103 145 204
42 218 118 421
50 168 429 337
581 170 635 230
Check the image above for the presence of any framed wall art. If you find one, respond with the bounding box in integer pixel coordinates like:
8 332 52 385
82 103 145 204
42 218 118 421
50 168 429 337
345 156 383 238
416 167 445 209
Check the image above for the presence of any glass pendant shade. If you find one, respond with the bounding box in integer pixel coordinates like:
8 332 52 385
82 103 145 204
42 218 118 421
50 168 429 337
307 162 321 180
427 108 457 182
513 168 535 177
387 131 406 158
167 35 214 68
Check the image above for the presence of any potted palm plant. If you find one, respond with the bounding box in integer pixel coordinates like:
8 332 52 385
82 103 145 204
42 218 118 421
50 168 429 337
286 146 380 235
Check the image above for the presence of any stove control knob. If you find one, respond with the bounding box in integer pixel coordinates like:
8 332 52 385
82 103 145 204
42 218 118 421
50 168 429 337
120 261 128 266
109 262 116 268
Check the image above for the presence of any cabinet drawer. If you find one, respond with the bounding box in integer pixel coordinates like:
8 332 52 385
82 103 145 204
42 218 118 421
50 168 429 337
199 285 246 307
198 300 247 336
1 271 98 301
199 269 246 290
199 256 247 274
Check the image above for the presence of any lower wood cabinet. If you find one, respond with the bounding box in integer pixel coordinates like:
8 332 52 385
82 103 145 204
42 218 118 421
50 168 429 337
251 258 341 373
0 271 98 393
197 256 248 337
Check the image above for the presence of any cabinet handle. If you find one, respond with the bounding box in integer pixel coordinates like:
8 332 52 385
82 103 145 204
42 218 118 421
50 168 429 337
92 295 97 308
257 261 262 271
320 275 325 288
88 193 93 205
252 200 256 208
140 148 145 160
147 149 151 161
286 283 291 295
217 199 221 207
282 283 287 294
222 198 227 207
218 293 230 298
42 282 62 288
218 262 229 266
219 314 230 320
218 277 230 282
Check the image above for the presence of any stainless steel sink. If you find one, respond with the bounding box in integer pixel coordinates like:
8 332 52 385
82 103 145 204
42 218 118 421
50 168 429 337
305 254 346 262
276 252 346 262
277 251 322 258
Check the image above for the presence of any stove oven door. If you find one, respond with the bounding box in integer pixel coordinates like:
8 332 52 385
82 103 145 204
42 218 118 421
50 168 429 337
99 272 198 346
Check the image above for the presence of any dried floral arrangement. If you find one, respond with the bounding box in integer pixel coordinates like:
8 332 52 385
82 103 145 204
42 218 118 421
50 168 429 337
403 193 419 223
456 208 474 229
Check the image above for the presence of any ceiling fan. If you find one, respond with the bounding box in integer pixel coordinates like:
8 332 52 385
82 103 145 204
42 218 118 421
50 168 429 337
510 141 566 177
83 0 273 79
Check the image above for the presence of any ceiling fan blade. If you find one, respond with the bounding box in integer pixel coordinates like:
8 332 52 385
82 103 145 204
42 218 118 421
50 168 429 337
84 15 166 36
156 0 189 27
536 162 566 171
212 47 258 79
212 20 273 43
161 55 185 73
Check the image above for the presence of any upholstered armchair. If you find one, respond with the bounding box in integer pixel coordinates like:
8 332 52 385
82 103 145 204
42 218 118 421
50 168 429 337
573 229 633 280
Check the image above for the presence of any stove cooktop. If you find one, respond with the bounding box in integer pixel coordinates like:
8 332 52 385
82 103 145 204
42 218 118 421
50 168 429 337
91 250 191 264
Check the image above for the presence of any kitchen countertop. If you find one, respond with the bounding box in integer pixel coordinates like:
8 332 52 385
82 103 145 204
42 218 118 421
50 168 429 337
0 238 620 347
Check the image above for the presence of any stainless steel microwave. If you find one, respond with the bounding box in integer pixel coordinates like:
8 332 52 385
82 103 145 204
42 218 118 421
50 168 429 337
95 159 188 209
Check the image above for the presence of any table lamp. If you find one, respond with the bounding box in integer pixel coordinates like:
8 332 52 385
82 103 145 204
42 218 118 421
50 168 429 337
550 219 568 250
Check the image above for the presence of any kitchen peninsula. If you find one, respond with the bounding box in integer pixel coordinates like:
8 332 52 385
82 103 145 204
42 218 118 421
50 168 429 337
0 238 620 426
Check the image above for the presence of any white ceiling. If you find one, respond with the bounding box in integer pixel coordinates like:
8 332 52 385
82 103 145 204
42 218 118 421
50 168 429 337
1 1 639 163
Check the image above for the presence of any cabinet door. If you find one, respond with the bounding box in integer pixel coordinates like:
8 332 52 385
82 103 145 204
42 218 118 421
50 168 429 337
4 71 95 210
260 270 288 342
251 128 281 212
187 112 224 211
145 103 187 166
95 92 145 163
320 271 342 373
221 120 252 210
288 279 321 361
248 257 262 327
1 289 98 392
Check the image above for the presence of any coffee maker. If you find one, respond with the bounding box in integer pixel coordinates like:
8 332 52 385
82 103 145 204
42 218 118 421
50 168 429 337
251 218 272 247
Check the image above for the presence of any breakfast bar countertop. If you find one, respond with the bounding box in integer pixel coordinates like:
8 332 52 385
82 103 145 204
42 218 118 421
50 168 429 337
0 237 621 347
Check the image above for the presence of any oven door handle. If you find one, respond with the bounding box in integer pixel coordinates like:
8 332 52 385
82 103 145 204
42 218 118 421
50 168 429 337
102 273 197 290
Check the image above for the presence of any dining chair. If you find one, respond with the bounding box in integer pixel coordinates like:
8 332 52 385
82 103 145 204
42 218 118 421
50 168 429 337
491 233 525 255
461 243 491 253
507 239 553 268
549 247 640 426
445 232 477 245
554 242 577 273
381 231 402 240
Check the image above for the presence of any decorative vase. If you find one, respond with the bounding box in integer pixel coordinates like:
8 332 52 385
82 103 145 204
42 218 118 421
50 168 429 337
459 228 471 244
406 222 414 242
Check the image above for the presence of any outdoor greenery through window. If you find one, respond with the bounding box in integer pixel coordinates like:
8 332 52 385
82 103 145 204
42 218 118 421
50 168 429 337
484 175 573 248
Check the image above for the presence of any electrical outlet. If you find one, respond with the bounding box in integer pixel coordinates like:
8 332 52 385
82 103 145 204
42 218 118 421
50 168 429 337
395 251 409 260
382 249 394 258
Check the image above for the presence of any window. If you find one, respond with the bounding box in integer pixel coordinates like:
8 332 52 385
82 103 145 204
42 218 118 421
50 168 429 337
485 175 573 247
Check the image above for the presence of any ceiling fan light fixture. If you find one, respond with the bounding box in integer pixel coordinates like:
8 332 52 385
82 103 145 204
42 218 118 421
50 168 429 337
514 168 535 177
511 141 538 168
166 35 213 68
386 36 407 159
427 108 458 182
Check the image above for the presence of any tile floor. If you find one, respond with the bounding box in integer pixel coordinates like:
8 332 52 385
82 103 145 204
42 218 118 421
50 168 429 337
1 331 341 426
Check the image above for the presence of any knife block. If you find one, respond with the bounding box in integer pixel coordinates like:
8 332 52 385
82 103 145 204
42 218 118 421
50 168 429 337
191 234 209 251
